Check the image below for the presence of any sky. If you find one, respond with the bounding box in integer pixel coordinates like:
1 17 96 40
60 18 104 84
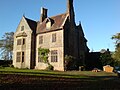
0 0 120 52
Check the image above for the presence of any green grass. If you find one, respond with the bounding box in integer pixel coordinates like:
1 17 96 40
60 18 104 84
0 67 117 79
0 67 119 89
0 67 87 78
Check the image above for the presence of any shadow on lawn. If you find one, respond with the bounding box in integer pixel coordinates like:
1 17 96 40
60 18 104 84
0 70 88 79
0 74 120 90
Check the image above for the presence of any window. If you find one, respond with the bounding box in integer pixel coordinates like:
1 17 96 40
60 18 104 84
17 39 26 45
23 38 25 45
16 52 21 62
39 36 43 44
22 52 24 63
38 55 43 62
16 52 25 62
52 33 56 42
51 50 58 62
38 53 43 62
21 26 24 31
17 39 21 45
46 22 51 30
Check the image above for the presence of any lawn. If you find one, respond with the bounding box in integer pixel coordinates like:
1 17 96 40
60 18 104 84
0 67 117 79
0 67 120 90
0 67 88 78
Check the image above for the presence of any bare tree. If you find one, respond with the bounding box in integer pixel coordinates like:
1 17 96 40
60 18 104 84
0 32 14 60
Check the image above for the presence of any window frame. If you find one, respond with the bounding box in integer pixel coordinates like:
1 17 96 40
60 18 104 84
52 33 56 42
22 52 24 63
23 38 25 45
17 38 26 45
39 36 43 44
17 39 22 45
51 50 58 62
16 52 21 62
21 26 24 31
38 55 43 62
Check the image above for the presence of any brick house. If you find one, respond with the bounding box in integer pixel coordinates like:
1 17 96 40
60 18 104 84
13 0 89 71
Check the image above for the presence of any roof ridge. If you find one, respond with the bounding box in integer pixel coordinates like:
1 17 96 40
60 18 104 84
23 16 37 31
24 16 37 23
50 13 67 18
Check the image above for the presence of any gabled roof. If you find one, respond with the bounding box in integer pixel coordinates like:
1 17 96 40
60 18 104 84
37 13 68 34
24 16 37 33
77 23 88 42
76 23 84 36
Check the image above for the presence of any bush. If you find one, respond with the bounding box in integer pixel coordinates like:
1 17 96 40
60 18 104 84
46 65 54 71
0 60 12 67
9 65 14 68
64 55 78 71
0 66 4 69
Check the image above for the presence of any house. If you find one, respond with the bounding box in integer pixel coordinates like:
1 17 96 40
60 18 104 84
13 0 89 71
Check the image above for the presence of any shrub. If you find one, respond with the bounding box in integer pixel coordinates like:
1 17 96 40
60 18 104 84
0 66 4 69
46 65 54 71
9 65 14 68
64 55 78 71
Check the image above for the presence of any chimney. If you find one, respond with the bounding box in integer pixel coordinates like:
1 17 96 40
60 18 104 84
40 7 48 22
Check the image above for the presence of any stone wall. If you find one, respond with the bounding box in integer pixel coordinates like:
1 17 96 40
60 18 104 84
13 17 33 69
35 29 64 71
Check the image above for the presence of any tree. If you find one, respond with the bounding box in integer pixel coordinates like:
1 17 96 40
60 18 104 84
0 32 14 60
64 55 78 71
112 33 120 65
100 49 115 66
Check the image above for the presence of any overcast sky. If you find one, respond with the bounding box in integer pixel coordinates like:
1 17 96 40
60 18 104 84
0 0 120 51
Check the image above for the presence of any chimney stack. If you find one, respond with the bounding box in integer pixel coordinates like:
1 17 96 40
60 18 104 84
40 7 48 22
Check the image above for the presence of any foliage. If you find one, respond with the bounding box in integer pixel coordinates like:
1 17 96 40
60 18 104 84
112 33 120 46
0 60 12 67
100 49 115 66
111 33 120 64
46 64 54 71
38 47 54 70
64 55 78 71
0 32 14 60
38 47 50 63
9 64 14 68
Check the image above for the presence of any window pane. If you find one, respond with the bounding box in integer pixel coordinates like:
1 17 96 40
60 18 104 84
51 50 58 62
52 33 56 42
16 52 21 62
38 54 43 62
39 36 43 44
17 39 21 45
22 52 24 62
21 26 24 31
23 39 25 45
46 22 51 30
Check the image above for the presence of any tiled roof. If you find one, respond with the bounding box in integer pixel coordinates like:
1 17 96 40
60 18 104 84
25 17 37 33
37 13 68 34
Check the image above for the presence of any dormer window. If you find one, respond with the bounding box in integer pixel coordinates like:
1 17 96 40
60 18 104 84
46 21 51 30
21 26 24 31
46 18 54 30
